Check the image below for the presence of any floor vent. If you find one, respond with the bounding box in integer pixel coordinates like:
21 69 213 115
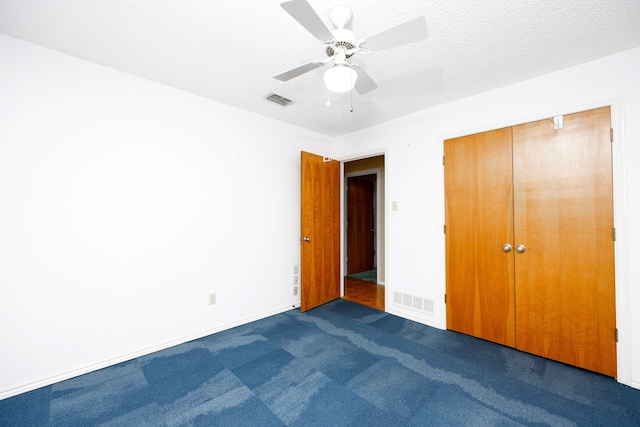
265 92 293 106
393 291 435 315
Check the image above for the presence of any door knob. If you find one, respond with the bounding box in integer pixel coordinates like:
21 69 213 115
301 236 311 242
516 245 526 253
502 244 512 252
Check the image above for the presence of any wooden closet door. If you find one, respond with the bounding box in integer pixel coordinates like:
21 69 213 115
512 107 616 377
445 128 516 347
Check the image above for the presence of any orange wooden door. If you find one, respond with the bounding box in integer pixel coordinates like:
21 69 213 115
444 127 516 347
513 107 616 377
300 151 341 312
347 177 375 275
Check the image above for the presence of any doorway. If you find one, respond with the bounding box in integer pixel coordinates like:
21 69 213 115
347 175 375 276
343 156 385 311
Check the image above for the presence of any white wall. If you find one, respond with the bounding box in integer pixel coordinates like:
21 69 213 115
0 35 330 398
2 32 638 399
331 47 640 389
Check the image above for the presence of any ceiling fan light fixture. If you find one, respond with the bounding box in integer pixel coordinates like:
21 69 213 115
324 65 357 93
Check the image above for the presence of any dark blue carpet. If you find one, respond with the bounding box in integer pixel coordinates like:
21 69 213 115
2 299 639 426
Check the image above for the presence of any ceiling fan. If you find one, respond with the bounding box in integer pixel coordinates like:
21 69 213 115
274 0 428 95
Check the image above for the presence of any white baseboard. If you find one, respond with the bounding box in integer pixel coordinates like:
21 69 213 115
0 304 297 401
386 307 444 330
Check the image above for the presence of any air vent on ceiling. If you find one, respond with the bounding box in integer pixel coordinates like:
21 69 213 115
265 93 293 106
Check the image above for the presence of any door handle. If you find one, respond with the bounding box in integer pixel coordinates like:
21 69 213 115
503 244 512 252
516 245 526 253
300 236 311 242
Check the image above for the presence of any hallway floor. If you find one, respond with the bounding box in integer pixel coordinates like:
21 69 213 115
343 277 385 311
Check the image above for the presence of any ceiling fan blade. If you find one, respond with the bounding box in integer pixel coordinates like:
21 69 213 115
274 61 323 81
354 67 378 95
363 16 428 52
281 0 335 42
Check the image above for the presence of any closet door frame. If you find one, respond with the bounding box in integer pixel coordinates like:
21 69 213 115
441 97 631 386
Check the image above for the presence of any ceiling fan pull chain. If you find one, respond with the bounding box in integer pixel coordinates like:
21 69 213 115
350 71 354 112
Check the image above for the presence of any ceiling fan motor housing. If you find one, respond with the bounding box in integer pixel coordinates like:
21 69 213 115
326 28 357 58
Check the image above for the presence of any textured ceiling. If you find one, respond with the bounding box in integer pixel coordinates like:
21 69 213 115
1 0 640 137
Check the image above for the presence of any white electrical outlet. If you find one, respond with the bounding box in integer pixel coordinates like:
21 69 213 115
293 286 298 296
293 264 299 275
209 293 216 305
293 276 299 285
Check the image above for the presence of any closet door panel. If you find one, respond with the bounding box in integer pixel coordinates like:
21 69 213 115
512 107 616 377
445 128 515 347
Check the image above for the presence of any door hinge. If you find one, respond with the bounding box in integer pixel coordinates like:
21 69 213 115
442 156 445 166
616 328 618 342
444 225 446 234
610 128 614 142
444 294 447 304
613 227 616 241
